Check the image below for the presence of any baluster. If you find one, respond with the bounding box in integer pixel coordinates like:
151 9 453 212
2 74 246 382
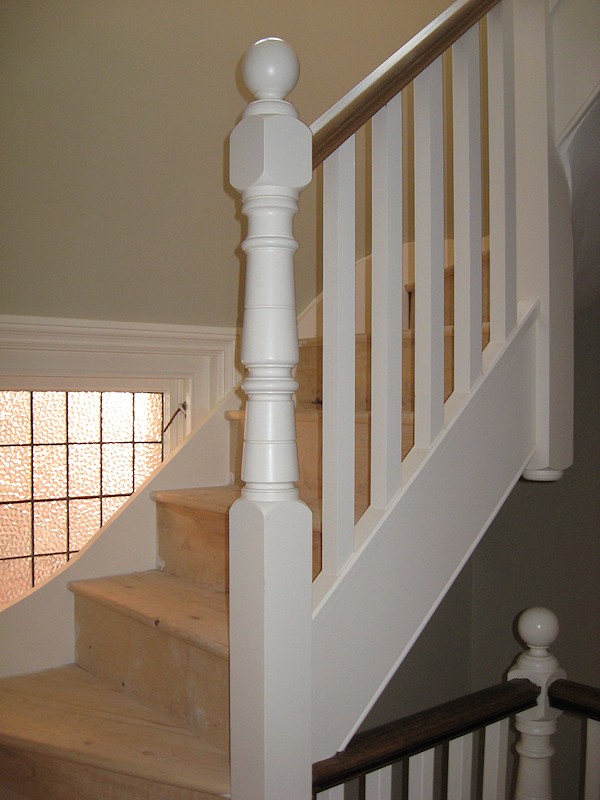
365 765 393 799
408 748 435 800
322 135 356 575
413 57 445 448
584 719 600 800
448 732 474 799
482 718 509 799
317 786 345 800
487 0 517 343
228 38 313 799
508 607 565 800
452 24 483 392
371 95 404 506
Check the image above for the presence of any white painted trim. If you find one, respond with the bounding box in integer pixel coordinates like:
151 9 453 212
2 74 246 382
0 315 240 438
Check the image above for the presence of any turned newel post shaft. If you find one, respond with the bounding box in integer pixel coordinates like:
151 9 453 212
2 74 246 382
228 39 313 800
509 607 566 800
230 37 312 501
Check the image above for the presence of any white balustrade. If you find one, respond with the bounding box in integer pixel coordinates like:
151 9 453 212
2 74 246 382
448 732 474 799
413 56 445 449
370 96 405 507
452 24 483 393
487 0 517 343
482 718 509 799
508 607 566 800
229 37 313 799
322 135 357 575
408 748 436 800
365 765 393 799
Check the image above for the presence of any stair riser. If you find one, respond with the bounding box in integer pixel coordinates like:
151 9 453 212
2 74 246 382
0 746 217 800
157 505 228 592
74 598 229 750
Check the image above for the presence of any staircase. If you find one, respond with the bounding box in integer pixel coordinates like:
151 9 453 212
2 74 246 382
0 271 455 797
0 0 575 797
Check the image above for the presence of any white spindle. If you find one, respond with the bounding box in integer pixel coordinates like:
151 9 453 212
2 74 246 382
513 0 573 477
413 57 445 448
229 38 313 799
371 95 404 506
584 719 600 800
482 718 509 799
365 765 393 799
317 787 345 800
452 25 483 393
508 608 565 800
487 0 517 342
448 733 474 799
322 135 356 575
408 749 435 800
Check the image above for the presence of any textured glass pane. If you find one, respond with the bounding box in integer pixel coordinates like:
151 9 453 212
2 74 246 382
68 444 101 497
102 393 133 442
33 445 67 500
134 393 163 442
0 391 31 445
34 553 67 585
102 443 133 495
134 443 162 489
0 503 32 557
102 495 128 523
34 500 67 554
0 558 32 605
33 392 66 444
68 392 101 443
69 498 101 550
0 446 32 502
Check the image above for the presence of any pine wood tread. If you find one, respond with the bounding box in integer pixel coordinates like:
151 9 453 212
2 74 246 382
69 572 229 659
0 665 230 795
151 484 242 515
226 408 414 423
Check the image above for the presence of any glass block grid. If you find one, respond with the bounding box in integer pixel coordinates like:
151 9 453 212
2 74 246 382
0 391 164 605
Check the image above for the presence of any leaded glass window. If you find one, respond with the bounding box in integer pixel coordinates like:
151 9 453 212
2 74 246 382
0 390 164 605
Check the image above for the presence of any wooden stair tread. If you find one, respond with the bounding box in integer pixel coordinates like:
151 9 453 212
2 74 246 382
0 665 229 794
298 321 490 346
151 484 241 515
69 572 228 659
226 408 414 423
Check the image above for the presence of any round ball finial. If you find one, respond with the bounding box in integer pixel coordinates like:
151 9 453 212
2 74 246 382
242 38 300 101
518 607 559 651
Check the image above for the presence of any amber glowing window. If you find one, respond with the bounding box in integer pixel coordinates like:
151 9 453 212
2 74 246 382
0 391 164 606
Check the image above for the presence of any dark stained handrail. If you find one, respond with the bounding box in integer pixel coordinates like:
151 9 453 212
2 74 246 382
311 0 501 169
312 678 539 793
549 678 600 721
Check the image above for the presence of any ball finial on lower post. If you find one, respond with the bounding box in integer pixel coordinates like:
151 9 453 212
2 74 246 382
242 37 300 101
517 606 559 654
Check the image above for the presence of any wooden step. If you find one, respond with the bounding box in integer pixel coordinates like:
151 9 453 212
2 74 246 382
69 571 229 749
0 665 229 800
153 484 323 581
227 408 415 527
153 484 241 591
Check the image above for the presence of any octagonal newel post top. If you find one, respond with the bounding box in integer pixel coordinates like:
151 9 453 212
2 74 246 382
241 37 301 118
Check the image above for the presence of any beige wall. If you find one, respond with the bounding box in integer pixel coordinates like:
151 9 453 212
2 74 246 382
1 0 452 328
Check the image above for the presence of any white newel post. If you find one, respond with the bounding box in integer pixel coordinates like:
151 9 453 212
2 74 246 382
508 607 565 800
512 0 574 482
228 38 313 799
